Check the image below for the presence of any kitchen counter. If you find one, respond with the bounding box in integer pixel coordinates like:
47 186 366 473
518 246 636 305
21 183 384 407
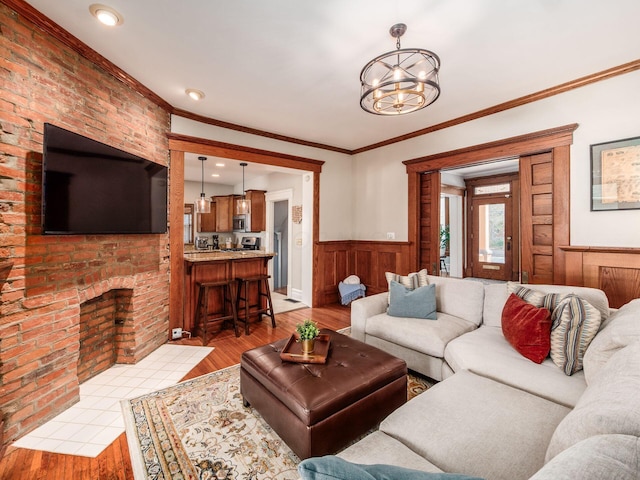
183 250 275 336
184 250 275 262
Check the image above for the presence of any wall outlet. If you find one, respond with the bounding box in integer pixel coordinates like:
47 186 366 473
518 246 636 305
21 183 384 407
387 232 395 240
171 328 182 340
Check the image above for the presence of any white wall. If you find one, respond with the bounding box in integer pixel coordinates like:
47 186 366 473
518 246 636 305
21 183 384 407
352 70 640 247
183 180 233 204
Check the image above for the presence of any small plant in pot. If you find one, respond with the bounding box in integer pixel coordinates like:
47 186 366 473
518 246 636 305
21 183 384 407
296 319 320 354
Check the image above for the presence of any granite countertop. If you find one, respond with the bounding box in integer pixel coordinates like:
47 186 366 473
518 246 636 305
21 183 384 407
183 250 276 262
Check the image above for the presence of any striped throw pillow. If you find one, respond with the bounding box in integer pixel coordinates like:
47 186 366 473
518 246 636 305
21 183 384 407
385 269 429 304
507 282 568 311
550 295 602 375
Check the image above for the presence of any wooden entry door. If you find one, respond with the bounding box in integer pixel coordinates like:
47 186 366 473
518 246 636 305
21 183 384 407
466 172 519 281
471 196 513 280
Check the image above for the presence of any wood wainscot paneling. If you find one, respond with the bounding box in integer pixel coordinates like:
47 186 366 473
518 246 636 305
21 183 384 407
314 241 412 305
561 246 640 308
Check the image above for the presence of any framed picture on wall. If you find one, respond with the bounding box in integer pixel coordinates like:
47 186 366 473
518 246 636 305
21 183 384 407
591 135 640 211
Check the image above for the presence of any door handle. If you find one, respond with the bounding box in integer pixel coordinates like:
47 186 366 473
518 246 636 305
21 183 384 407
506 236 512 251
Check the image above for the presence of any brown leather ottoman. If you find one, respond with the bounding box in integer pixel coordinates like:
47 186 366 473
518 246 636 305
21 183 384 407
240 329 407 459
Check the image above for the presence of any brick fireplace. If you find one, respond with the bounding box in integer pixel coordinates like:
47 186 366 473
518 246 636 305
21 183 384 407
0 2 172 447
77 287 133 384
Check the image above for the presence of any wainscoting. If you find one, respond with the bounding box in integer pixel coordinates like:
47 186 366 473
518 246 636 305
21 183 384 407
314 241 412 305
561 246 640 308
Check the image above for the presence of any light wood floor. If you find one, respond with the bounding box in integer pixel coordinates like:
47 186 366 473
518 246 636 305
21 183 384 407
0 304 351 480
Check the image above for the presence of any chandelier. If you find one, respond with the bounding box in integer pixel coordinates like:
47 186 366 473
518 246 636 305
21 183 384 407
360 23 440 115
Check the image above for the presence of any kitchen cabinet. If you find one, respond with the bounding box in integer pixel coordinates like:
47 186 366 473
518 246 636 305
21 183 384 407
197 198 216 232
241 190 266 232
214 195 236 232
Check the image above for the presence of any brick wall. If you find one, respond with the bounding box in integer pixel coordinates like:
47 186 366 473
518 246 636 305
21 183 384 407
0 3 172 444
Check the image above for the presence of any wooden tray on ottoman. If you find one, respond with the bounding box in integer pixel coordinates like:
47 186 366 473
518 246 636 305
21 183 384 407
280 333 331 364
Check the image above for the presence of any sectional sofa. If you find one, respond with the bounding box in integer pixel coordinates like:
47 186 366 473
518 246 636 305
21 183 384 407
340 275 640 479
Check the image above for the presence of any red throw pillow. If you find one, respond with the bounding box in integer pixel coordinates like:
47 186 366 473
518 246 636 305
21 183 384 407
501 293 552 364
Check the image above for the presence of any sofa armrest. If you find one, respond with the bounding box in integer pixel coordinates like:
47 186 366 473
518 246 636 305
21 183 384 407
351 292 388 342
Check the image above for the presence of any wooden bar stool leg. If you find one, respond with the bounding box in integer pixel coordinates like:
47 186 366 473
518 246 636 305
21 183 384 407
235 279 250 336
228 281 240 337
243 279 250 335
195 284 204 337
262 278 276 328
201 285 210 345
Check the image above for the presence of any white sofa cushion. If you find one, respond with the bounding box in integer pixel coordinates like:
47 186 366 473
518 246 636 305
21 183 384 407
445 326 586 407
365 312 476 359
546 341 640 462
531 434 640 480
379 370 570 480
583 298 640 385
482 283 510 327
426 275 485 326
338 430 444 473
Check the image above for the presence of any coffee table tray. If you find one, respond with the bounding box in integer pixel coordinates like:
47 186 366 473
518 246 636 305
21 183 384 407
280 333 331 364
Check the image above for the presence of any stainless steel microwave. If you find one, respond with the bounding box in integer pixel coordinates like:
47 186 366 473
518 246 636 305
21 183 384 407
233 215 246 231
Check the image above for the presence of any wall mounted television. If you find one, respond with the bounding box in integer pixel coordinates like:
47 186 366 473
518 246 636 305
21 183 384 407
42 123 168 234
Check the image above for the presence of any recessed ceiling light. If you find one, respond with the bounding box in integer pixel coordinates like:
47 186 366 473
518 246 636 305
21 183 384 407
89 4 123 27
211 174 220 177
185 88 205 101
215 163 225 167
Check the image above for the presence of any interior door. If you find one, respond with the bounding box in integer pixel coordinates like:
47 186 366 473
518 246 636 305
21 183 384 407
419 172 442 274
471 196 513 280
520 152 554 284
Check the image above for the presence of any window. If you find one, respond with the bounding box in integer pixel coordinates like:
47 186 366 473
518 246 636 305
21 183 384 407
474 183 510 195
184 204 194 244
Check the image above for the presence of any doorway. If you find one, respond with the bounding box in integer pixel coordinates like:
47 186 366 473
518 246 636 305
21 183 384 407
265 188 296 300
465 172 520 281
273 199 289 294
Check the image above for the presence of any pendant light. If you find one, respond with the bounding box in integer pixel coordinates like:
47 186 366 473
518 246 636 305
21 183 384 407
194 156 211 213
236 162 251 215
360 23 440 115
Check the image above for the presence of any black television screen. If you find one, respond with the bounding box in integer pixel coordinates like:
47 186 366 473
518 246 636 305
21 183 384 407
42 123 168 234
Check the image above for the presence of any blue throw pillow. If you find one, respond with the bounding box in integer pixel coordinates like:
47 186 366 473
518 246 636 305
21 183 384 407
298 456 484 480
387 281 437 319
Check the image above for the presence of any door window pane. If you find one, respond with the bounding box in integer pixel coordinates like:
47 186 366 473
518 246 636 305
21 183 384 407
474 183 510 195
478 204 505 264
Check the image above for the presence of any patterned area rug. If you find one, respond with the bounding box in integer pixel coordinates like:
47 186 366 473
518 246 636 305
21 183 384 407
122 364 432 480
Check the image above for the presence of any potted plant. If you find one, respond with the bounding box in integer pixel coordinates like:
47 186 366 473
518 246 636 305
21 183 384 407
296 319 320 354
440 225 450 257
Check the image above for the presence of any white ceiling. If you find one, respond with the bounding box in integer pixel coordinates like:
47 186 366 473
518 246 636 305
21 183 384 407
23 0 640 184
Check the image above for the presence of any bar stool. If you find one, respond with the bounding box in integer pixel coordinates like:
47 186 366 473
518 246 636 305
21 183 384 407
236 274 276 335
194 280 239 344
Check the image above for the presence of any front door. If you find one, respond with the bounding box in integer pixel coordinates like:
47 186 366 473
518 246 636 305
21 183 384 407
466 173 519 281
471 196 512 280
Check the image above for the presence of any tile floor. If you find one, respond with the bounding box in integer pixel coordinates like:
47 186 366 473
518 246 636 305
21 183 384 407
271 291 308 314
12 344 213 457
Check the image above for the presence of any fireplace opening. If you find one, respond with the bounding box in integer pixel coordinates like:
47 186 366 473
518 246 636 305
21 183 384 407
77 288 133 383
